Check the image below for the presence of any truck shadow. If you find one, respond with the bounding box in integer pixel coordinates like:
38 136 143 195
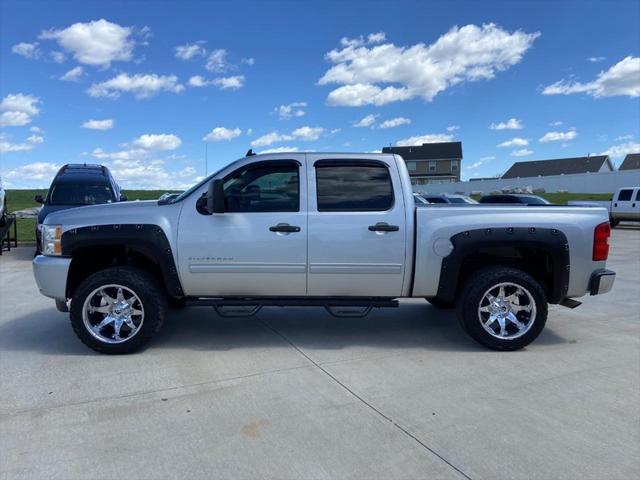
0 302 568 356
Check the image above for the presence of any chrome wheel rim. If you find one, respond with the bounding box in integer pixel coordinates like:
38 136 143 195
82 284 144 344
478 282 536 340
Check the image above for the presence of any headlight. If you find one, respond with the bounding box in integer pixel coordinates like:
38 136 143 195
42 225 62 256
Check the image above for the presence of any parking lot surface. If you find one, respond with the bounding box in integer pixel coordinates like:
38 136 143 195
1 227 639 480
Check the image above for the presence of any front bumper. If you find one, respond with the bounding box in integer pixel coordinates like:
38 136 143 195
33 255 71 300
589 269 616 295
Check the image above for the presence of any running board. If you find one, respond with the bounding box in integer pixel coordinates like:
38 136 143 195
186 297 399 318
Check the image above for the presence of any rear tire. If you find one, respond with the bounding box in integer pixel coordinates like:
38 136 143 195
70 267 167 354
456 266 547 351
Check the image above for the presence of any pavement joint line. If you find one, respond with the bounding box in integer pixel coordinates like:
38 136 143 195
256 316 474 480
1 363 314 417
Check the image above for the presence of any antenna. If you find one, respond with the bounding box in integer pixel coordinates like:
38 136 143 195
246 149 256 156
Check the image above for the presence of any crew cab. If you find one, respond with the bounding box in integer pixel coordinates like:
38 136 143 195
33 152 615 354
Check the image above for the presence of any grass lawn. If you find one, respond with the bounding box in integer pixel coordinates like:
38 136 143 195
5 189 613 243
5 190 171 242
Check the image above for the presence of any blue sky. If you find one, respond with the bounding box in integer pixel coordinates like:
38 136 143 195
1 0 639 189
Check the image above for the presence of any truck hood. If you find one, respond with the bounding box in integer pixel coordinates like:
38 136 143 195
43 200 159 226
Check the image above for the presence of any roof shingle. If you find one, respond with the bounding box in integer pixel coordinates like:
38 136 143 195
502 155 612 179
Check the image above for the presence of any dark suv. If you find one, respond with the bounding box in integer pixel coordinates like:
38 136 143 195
36 164 126 251
478 194 551 205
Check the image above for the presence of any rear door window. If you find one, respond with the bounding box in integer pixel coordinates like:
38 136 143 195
315 163 393 211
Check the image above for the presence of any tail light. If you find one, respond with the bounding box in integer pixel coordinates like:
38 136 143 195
593 222 611 261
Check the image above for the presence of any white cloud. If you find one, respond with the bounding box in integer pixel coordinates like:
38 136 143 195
479 155 496 161
206 49 228 72
0 133 44 153
539 130 577 142
91 147 146 161
498 137 529 147
12 42 40 59
241 57 255 65
511 149 533 157
60 66 84 82
188 75 245 90
378 117 411 129
292 126 324 141
396 133 454 146
320 24 539 106
600 142 640 159
203 127 242 142
188 75 208 87
132 133 182 150
82 119 114 130
4 161 59 179
258 146 300 154
0 93 41 127
211 75 244 90
30 126 42 133
175 41 206 60
251 126 325 147
614 134 634 141
542 56 640 98
106 159 199 189
88 73 185 99
40 19 134 67
50 51 66 63
447 125 460 132
275 102 306 119
465 160 485 170
367 32 386 44
549 121 563 126
587 56 605 63
489 117 523 130
353 114 378 128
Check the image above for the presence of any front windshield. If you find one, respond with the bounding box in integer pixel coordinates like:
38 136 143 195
520 196 550 205
48 183 114 205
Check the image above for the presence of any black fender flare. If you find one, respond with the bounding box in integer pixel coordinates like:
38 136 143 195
61 224 184 298
436 227 570 304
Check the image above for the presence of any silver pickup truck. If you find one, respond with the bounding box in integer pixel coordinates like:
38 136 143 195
33 152 615 354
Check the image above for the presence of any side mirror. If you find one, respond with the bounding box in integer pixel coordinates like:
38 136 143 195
120 195 128 201
207 179 225 214
34 194 44 204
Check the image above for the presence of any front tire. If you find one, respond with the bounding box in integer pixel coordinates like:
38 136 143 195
70 267 167 354
456 266 547 351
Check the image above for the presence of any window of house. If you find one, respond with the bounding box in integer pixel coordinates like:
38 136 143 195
407 161 417 172
429 161 436 172
451 160 459 172
315 162 393 211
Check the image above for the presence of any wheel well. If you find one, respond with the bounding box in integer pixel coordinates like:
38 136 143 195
455 246 555 300
66 245 169 299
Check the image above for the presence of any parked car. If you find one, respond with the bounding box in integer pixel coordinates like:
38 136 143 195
419 193 478 204
33 152 615 354
569 187 640 227
35 164 126 252
413 193 430 205
479 194 551 205
0 176 6 226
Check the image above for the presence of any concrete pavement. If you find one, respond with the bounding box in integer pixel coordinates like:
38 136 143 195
1 227 639 479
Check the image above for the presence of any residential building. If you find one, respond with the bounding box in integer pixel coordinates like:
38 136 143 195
502 155 613 179
382 142 463 185
619 153 640 171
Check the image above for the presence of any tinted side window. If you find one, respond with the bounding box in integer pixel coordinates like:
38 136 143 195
316 164 393 211
617 189 633 201
223 163 299 212
636 190 640 201
427 197 448 204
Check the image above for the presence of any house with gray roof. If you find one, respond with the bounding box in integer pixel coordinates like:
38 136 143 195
382 142 463 185
502 155 613 179
619 153 640 170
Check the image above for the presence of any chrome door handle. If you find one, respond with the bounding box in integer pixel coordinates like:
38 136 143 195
368 222 399 232
269 223 301 233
